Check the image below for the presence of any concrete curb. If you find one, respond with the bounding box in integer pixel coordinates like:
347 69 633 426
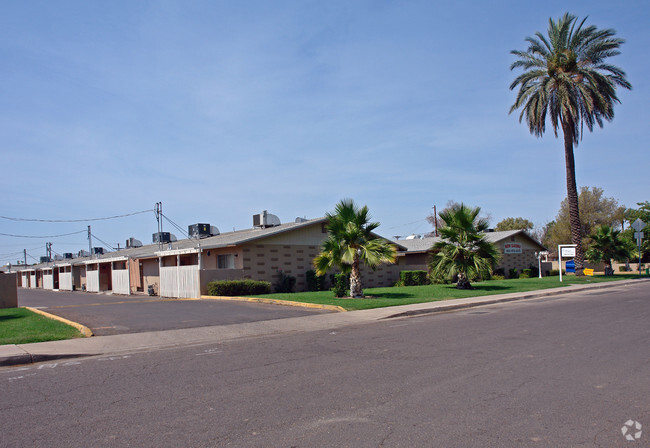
1 277 647 368
387 277 650 318
23 306 94 338
199 295 347 312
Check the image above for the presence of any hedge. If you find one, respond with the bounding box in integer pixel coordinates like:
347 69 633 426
399 270 428 286
207 279 272 296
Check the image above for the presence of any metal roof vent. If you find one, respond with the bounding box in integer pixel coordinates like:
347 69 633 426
126 237 143 248
254 210 281 228
295 217 308 223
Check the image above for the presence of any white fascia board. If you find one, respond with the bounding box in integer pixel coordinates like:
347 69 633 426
155 248 199 257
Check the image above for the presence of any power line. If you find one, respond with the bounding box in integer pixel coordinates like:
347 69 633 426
0 230 87 239
89 232 117 252
161 213 190 239
0 209 152 223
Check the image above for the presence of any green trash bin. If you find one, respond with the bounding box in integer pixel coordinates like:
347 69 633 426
646 268 649 275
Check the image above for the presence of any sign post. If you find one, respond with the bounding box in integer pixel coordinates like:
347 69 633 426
631 218 646 276
558 244 577 282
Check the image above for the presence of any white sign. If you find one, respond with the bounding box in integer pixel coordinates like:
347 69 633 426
632 218 646 232
503 243 522 254
634 232 644 242
561 247 576 257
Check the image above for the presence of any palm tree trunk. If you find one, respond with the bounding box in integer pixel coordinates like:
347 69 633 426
562 120 585 275
456 272 471 289
350 257 363 297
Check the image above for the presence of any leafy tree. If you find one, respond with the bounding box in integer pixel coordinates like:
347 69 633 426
510 13 631 273
314 199 397 298
429 204 501 289
544 186 625 251
585 225 631 275
495 217 534 232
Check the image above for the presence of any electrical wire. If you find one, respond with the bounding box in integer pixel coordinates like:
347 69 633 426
161 213 190 239
0 230 87 239
89 233 116 251
0 209 152 223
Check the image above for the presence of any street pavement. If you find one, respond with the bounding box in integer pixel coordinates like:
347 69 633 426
1 278 647 367
1 280 648 447
18 288 332 335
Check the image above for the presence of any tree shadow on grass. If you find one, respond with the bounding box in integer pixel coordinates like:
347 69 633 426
0 315 22 321
367 293 416 299
469 285 510 292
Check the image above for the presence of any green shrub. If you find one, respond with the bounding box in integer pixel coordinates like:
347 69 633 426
399 270 428 286
491 274 505 281
619 266 628 272
493 268 505 277
519 268 532 279
306 270 326 291
274 270 296 293
332 273 349 298
548 269 565 276
207 279 272 296
508 268 519 279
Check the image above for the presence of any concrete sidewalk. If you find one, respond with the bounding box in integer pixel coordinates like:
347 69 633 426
2 278 647 367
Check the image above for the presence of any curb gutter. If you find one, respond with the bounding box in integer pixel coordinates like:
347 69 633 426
200 295 346 312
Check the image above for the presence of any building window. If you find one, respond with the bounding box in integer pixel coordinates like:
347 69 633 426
218 254 235 269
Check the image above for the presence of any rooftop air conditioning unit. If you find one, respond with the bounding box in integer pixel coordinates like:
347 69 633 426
78 250 90 257
188 223 220 239
405 234 420 240
295 217 308 223
253 210 281 229
63 253 74 259
92 247 105 255
153 232 171 244
126 237 143 248
40 256 51 263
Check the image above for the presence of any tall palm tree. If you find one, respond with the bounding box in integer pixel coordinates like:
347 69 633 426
585 225 631 275
314 199 397 297
509 13 631 273
429 204 500 289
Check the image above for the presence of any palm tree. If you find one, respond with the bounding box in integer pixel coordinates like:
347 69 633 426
314 199 397 297
585 225 631 275
509 13 631 274
429 204 500 289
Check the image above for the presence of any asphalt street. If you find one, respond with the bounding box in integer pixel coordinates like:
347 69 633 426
17 288 331 335
2 282 648 447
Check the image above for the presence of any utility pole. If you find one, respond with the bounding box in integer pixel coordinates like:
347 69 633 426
155 202 163 250
46 242 52 262
88 225 92 257
24 249 27 266
433 205 438 237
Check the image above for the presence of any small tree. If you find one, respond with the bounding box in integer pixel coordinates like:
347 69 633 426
495 217 534 232
429 204 501 289
585 225 631 275
314 199 397 297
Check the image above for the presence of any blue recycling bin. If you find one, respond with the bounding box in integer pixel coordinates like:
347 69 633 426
565 260 575 273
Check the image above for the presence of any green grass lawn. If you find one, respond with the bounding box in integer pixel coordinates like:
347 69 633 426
257 274 646 311
0 308 83 345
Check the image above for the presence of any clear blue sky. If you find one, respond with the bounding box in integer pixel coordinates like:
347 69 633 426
1 0 648 265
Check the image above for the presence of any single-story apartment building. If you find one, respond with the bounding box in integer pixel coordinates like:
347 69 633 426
394 230 551 276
